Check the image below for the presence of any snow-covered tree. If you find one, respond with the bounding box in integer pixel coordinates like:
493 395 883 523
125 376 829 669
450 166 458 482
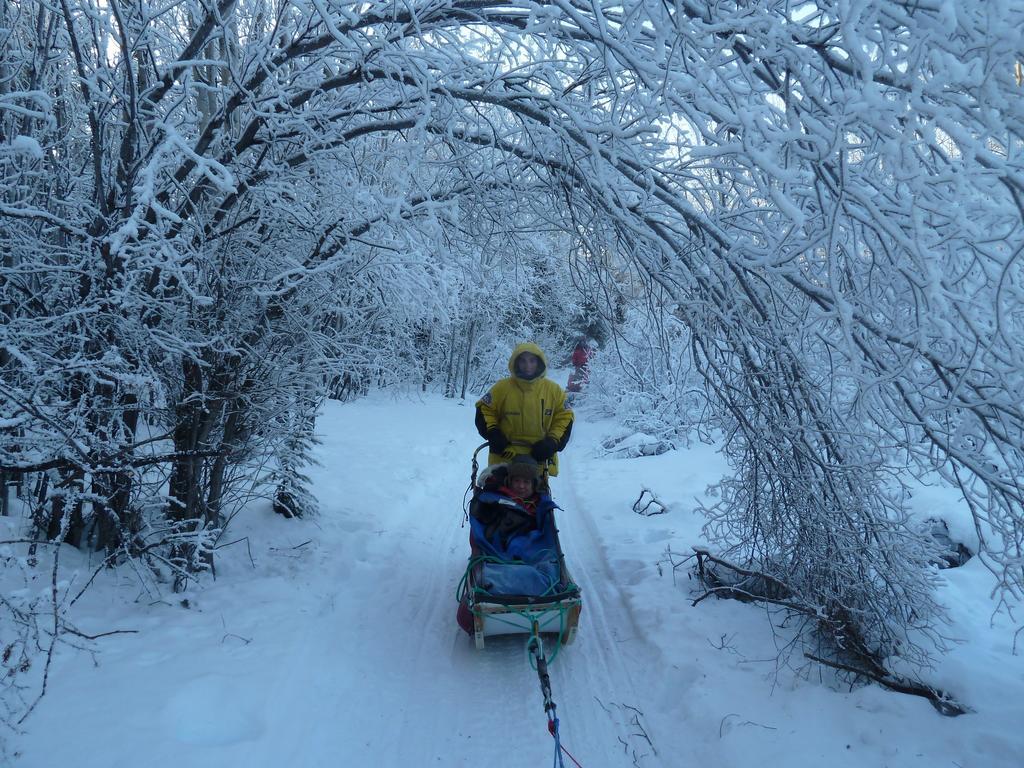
1 0 1021 690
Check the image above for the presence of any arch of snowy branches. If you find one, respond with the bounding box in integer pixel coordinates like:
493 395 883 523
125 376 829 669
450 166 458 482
1 0 1021 713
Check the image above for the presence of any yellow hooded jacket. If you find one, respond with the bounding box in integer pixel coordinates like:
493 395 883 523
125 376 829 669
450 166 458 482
475 342 574 476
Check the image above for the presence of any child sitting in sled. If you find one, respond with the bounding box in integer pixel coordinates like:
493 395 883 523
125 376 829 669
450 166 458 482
458 452 576 639
497 456 542 512
472 456 545 546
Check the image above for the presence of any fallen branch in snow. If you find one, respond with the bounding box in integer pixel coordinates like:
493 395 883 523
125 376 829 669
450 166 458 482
719 713 776 738
691 547 969 717
269 539 312 551
804 654 968 716
692 548 793 602
213 537 256 570
718 713 740 738
632 489 667 516
656 544 692 586
60 627 139 641
617 702 655 754
69 550 121 607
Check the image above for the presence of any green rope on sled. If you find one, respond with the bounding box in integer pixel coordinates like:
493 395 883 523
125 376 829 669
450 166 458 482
480 603 570 664
458 554 578 661
455 555 510 601
456 551 567 601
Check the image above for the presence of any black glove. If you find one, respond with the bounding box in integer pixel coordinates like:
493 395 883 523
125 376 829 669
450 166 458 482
487 428 510 454
530 436 558 462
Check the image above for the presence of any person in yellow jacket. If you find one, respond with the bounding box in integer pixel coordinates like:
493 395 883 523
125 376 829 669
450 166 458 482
475 342 574 476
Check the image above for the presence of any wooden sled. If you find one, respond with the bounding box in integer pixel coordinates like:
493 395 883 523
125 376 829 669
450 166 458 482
460 508 582 650
457 443 582 649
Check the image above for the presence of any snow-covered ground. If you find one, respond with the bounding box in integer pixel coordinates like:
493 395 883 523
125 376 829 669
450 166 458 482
7 389 1023 767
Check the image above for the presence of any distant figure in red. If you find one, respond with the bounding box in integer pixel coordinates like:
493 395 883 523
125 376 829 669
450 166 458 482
567 338 595 393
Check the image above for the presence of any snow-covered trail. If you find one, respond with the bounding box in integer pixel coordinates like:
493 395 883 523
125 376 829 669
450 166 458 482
553 466 669 766
14 392 671 768
282 393 675 767
13 390 1024 768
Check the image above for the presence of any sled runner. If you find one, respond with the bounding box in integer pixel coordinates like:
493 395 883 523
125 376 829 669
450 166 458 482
457 447 582 650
